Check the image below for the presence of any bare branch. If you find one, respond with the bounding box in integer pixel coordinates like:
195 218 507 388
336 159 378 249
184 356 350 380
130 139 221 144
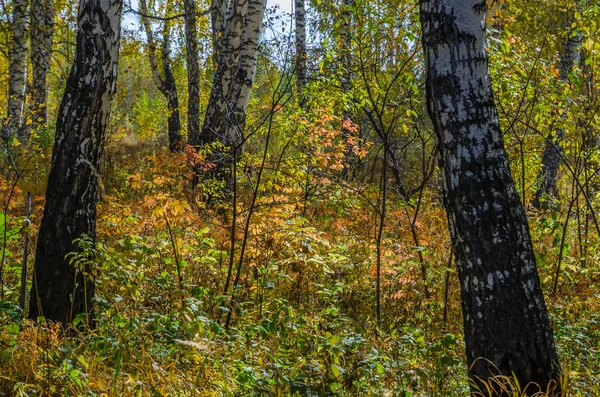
123 3 210 21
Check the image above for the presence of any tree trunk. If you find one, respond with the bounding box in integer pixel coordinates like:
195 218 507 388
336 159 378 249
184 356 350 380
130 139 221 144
185 0 201 147
211 0 228 70
5 0 29 140
200 0 266 183
30 0 54 128
225 0 266 147
139 0 183 152
340 0 355 177
533 9 582 209
29 0 122 325
420 1 561 394
295 0 307 108
200 0 247 146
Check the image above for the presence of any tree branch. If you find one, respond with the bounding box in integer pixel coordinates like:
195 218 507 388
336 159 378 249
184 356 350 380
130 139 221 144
124 3 211 21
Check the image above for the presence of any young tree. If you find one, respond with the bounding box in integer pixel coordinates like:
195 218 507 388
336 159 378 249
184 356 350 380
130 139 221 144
30 0 55 128
340 0 355 176
420 0 561 394
295 0 307 108
184 0 201 146
533 6 583 209
139 0 184 152
29 0 123 325
5 0 29 140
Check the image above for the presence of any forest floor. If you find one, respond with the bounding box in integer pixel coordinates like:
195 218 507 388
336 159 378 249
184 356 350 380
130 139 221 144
1 141 599 396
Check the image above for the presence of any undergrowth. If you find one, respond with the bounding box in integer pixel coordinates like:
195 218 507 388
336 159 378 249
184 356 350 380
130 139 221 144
1 138 599 396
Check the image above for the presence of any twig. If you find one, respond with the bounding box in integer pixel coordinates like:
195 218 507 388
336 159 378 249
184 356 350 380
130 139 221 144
165 214 184 306
19 192 31 310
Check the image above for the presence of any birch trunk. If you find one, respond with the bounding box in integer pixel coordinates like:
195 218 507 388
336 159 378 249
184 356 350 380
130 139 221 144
340 0 355 176
211 0 228 70
185 0 201 146
6 0 29 140
29 0 122 325
198 0 265 185
200 0 247 146
202 0 265 143
420 1 561 394
30 0 54 128
139 0 183 152
533 13 582 209
295 0 307 108
225 0 266 147
580 50 598 187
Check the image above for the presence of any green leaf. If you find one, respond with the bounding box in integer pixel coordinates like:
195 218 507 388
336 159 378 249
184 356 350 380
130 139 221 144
330 364 344 378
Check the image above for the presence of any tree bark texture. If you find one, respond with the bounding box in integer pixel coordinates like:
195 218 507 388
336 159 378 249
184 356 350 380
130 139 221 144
224 0 266 147
29 0 122 325
6 0 29 139
30 0 55 127
533 11 582 209
185 0 201 146
211 0 228 70
420 1 561 394
295 0 307 108
139 0 183 152
340 0 355 176
200 0 247 146
200 0 265 151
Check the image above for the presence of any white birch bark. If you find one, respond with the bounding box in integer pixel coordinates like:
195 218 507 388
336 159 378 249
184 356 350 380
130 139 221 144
219 0 248 100
226 0 266 147
6 0 29 139
211 0 229 69
139 0 183 152
198 0 266 186
534 7 583 208
199 0 247 145
30 0 55 127
420 0 561 393
185 0 201 146
340 0 355 174
295 0 307 108
30 0 122 324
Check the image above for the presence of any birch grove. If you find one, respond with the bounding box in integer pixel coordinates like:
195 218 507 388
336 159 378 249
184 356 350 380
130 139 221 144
2 0 600 394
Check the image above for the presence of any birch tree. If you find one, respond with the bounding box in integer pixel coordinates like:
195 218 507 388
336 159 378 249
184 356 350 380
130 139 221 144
223 0 266 147
29 0 122 325
420 0 561 394
211 0 227 70
184 0 201 146
199 0 266 179
340 0 355 176
139 0 184 152
200 0 248 147
5 0 28 140
30 0 55 127
533 6 583 209
295 0 307 108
